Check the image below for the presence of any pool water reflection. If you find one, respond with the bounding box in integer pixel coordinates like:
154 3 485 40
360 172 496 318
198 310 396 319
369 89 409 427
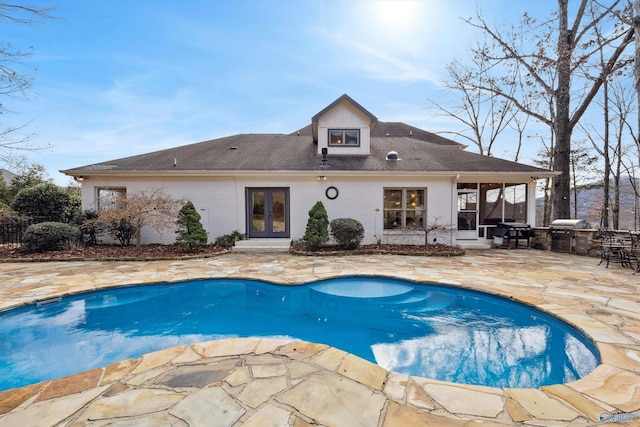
0 277 599 391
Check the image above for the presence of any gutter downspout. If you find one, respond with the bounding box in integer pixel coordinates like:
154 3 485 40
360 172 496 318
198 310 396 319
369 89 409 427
451 174 460 246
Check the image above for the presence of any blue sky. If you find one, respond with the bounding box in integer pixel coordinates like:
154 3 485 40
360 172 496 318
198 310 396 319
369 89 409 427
4 0 544 185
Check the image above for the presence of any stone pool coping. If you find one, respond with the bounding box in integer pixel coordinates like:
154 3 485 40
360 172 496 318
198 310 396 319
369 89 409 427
0 251 639 425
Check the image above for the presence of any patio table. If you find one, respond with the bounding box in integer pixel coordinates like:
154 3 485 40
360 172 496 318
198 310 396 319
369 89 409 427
597 229 633 269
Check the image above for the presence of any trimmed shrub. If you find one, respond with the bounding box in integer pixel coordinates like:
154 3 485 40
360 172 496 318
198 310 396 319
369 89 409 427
79 210 105 244
302 201 329 250
11 182 74 223
330 218 364 250
214 231 246 248
110 218 136 247
22 222 81 252
175 201 208 249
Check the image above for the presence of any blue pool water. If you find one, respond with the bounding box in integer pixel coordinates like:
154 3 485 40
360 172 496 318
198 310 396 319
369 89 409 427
0 277 599 391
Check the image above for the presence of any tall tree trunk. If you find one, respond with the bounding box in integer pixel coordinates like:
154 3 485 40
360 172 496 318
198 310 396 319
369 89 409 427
614 146 621 229
571 153 577 218
553 0 573 220
634 0 640 231
636 0 640 174
613 101 625 230
603 79 611 228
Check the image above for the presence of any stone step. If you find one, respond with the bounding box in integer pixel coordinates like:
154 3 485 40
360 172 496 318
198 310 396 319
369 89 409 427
233 239 292 253
456 240 493 250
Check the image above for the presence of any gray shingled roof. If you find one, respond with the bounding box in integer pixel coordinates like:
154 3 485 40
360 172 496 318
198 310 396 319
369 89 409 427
292 121 462 147
311 94 378 124
62 125 548 175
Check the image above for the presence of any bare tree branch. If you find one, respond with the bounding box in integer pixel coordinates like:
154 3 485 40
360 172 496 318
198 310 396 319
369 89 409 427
0 3 56 162
458 1 633 219
570 27 634 130
428 55 519 157
95 187 183 249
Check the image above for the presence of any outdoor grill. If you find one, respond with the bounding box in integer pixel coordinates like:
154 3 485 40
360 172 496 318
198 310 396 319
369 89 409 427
549 219 590 253
493 222 533 249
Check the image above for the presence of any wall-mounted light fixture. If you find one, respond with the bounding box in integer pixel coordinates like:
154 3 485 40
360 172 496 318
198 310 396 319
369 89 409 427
320 147 329 168
317 175 327 181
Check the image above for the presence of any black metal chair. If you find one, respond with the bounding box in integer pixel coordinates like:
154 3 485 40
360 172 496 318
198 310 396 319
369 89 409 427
598 228 632 269
629 231 640 275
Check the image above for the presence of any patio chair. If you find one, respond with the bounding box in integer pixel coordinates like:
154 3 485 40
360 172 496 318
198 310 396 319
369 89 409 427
597 228 632 269
630 231 640 275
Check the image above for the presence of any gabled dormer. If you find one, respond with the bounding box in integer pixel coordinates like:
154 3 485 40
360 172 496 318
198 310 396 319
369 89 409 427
312 94 377 156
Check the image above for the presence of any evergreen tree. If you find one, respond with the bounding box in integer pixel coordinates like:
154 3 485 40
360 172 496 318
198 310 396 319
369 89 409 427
302 201 329 250
175 201 208 250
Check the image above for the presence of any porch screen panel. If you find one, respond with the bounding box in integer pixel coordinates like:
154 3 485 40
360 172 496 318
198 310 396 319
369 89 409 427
504 183 527 223
480 183 503 225
479 183 528 224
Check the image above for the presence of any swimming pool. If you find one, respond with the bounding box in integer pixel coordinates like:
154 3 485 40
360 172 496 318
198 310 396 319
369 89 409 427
0 276 599 391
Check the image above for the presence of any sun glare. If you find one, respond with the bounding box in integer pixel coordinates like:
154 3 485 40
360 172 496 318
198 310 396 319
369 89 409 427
372 0 422 33
366 0 447 55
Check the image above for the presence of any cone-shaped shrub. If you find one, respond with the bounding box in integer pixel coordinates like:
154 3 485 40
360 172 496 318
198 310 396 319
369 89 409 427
302 201 329 250
175 201 208 250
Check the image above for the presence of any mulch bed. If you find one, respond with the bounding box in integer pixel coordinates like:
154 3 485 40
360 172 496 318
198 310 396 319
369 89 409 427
0 244 230 262
0 242 464 262
290 243 464 256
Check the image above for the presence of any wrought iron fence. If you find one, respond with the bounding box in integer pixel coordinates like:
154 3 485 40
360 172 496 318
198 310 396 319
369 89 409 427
0 215 47 247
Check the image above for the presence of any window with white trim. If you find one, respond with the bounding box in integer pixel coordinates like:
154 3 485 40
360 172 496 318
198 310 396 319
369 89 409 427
96 187 126 211
329 129 360 146
383 188 426 229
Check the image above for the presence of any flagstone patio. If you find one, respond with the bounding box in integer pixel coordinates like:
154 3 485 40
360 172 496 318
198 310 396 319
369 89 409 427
0 250 639 426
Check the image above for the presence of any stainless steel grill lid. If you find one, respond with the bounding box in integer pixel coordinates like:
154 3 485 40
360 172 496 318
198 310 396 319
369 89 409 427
549 219 590 229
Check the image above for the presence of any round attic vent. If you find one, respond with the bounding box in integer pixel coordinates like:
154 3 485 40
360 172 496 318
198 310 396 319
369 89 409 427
386 151 399 160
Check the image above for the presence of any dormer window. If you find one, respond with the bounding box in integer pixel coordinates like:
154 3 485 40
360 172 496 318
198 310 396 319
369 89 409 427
329 129 360 147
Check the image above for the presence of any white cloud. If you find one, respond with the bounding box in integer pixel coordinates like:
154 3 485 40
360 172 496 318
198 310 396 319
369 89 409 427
341 38 443 84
